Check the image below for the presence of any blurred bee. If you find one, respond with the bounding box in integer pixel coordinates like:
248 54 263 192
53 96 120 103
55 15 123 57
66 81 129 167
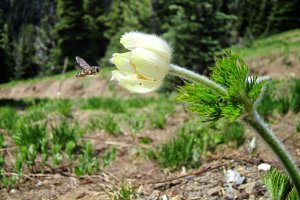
75 56 100 78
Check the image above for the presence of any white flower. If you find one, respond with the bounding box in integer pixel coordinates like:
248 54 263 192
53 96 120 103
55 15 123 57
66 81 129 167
110 32 172 93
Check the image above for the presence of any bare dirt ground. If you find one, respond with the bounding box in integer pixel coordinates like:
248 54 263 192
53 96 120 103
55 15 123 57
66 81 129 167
0 75 131 99
1 53 300 200
248 53 300 79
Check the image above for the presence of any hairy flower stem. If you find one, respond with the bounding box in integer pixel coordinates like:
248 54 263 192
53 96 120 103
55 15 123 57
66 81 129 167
169 64 227 96
244 111 300 198
170 64 300 197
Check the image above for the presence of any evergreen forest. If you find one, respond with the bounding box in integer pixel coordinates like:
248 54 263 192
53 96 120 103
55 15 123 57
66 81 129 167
1 0 300 83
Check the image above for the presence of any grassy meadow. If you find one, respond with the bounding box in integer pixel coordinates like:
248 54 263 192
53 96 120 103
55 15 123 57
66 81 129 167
1 30 300 198
231 29 300 60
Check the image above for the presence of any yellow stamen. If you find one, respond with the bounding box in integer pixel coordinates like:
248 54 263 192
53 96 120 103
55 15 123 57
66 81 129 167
129 60 148 80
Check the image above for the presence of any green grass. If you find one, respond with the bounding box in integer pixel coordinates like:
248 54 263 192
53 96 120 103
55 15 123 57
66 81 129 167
231 29 300 60
257 79 300 117
74 142 101 176
52 99 73 117
102 114 122 136
0 135 4 148
149 100 176 129
0 107 19 130
12 123 47 151
2 92 242 173
262 168 297 200
290 79 300 113
51 119 83 149
83 95 175 135
86 116 103 131
0 92 177 188
149 119 245 169
1 29 300 192
126 113 146 133
0 46 299 189
12 123 48 170
109 180 137 200
80 96 161 113
0 112 117 187
81 97 126 113
74 143 116 176
0 97 119 188
149 113 167 129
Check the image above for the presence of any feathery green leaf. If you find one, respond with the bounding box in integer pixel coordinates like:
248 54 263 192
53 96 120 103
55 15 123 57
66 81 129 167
262 168 296 200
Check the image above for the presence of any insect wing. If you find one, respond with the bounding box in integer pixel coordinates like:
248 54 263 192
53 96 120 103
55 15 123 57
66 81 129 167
76 56 90 70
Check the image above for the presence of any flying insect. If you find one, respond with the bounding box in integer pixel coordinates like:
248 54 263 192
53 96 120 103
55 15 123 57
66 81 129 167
75 56 100 78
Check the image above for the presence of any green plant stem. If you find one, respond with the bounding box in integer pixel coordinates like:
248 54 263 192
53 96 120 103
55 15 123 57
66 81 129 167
169 64 227 96
244 110 300 198
169 64 300 197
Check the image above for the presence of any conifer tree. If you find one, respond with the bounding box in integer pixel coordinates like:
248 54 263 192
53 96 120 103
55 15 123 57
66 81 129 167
34 0 56 76
6 0 43 37
231 0 300 39
265 0 300 34
82 0 108 62
233 0 273 39
0 11 14 83
14 24 39 79
154 0 234 74
100 0 153 64
52 0 88 71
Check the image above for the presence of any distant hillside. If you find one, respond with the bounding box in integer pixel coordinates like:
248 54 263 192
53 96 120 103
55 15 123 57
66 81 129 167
0 29 300 99
231 29 300 79
232 29 300 59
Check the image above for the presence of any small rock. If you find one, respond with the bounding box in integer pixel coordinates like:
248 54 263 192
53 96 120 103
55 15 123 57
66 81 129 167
225 169 245 185
181 166 187 174
9 189 16 194
248 137 257 153
257 163 271 171
161 194 169 200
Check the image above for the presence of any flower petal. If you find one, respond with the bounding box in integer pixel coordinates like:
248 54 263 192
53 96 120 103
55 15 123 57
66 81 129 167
111 70 162 93
121 32 172 62
131 48 169 80
110 52 134 75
